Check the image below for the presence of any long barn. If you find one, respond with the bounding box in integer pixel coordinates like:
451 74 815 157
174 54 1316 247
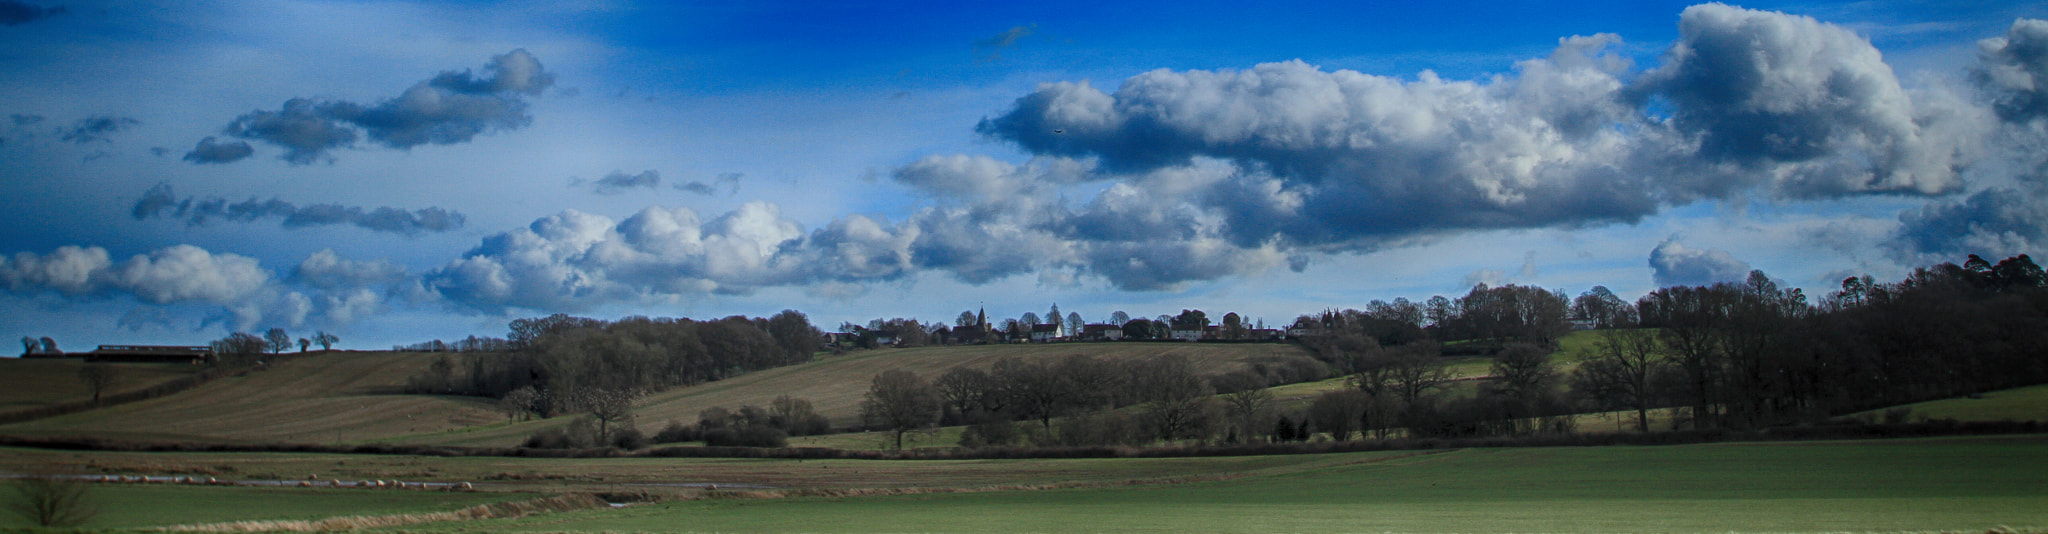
87 345 215 364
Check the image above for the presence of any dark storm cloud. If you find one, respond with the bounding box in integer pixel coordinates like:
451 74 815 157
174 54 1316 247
181 136 254 164
207 49 553 165
0 0 65 26
1896 187 2048 259
58 115 139 144
1648 239 1752 287
131 183 465 236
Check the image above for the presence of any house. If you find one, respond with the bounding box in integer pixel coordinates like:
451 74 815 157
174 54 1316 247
1249 328 1284 341
1029 323 1060 343
821 332 859 348
1169 327 1203 342
1569 318 1599 331
86 345 214 365
871 331 900 347
1079 323 1124 341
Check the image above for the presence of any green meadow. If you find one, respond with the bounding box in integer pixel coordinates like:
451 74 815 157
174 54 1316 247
377 435 2048 534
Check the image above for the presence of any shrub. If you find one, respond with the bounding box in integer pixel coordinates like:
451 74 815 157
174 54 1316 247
653 419 697 443
6 475 97 527
610 427 649 450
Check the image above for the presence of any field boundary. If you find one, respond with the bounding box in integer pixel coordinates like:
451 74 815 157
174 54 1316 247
0 366 244 426
152 493 607 532
2 419 2040 461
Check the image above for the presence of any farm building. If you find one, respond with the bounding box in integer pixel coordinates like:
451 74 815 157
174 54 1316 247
86 345 215 364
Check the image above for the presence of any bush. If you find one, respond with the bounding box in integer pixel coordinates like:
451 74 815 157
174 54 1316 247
701 425 787 447
7 475 97 527
610 427 649 450
959 418 1019 448
653 419 697 443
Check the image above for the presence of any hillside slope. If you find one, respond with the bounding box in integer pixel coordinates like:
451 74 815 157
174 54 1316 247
400 342 1322 447
0 351 498 444
0 358 206 413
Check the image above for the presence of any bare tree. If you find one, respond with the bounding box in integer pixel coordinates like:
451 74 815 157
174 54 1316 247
76 363 118 404
1130 354 1213 441
498 386 539 421
577 387 642 446
298 338 310 352
859 369 940 449
6 474 97 527
264 328 291 354
38 337 57 354
313 331 339 350
1572 328 1664 432
20 336 36 356
1219 381 1273 442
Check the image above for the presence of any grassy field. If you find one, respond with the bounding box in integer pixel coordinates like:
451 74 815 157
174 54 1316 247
1848 383 2048 423
0 352 501 444
378 435 2048 534
0 358 205 413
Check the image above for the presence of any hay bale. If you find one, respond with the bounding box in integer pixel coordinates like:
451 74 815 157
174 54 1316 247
299 480 313 487
457 482 473 490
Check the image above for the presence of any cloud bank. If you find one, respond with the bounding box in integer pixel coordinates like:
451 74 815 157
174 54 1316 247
204 49 554 165
131 183 466 236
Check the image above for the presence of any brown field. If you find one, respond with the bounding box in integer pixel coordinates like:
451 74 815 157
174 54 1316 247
0 352 500 444
0 357 207 412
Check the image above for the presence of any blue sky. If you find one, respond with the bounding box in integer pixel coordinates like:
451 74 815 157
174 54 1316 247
2 0 2045 350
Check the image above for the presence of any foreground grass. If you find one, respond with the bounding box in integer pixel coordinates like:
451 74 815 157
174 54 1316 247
387 435 2048 534
0 483 521 530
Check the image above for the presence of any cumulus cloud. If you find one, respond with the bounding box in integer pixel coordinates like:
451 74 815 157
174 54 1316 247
0 0 65 26
1891 18 2048 259
1648 239 1751 287
207 49 553 165
59 115 139 144
3 244 411 331
131 183 465 235
290 249 409 290
182 136 254 164
1634 4 1960 198
576 169 660 194
1975 18 2048 123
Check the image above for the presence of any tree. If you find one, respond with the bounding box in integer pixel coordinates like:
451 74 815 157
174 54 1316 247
1309 390 1369 441
1486 343 1558 433
1122 319 1153 340
576 387 642 446
956 310 979 328
498 386 539 421
313 331 339 351
38 337 57 354
1219 380 1273 442
1572 328 1663 432
1067 312 1084 336
298 338 310 352
1048 304 1063 337
1020 312 1041 327
934 366 998 417
77 363 118 404
1109 311 1131 326
264 328 291 354
991 357 1064 428
1130 354 1213 441
212 332 268 366
19 337 36 356
1217 312 1239 340
6 474 97 527
860 370 940 449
